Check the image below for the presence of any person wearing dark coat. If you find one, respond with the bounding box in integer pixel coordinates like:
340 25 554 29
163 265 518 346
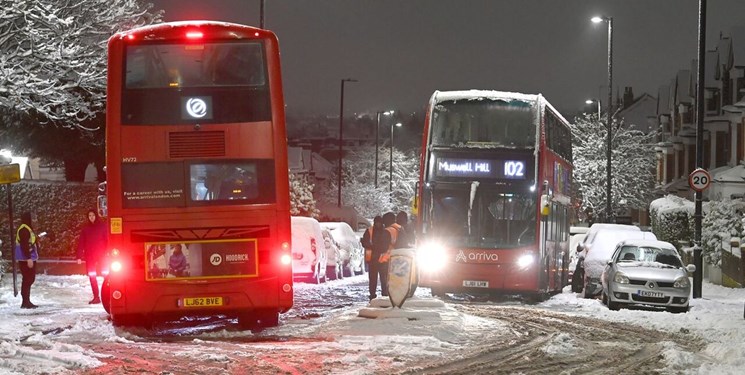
15 212 39 309
361 216 391 300
76 209 108 304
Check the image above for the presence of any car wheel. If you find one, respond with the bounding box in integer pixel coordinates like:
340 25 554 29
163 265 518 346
666 306 689 314
601 291 608 305
582 282 593 299
430 286 445 297
607 297 620 311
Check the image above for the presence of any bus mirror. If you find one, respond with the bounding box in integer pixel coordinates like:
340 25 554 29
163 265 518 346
97 195 108 218
540 194 550 216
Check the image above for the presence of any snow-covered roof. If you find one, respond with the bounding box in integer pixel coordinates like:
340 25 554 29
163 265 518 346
712 164 745 183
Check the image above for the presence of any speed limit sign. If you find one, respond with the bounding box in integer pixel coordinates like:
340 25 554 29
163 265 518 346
688 168 711 192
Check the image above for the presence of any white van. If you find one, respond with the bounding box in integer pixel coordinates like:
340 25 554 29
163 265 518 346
291 216 328 284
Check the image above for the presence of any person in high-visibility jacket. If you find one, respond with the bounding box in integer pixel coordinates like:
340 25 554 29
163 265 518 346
15 212 39 309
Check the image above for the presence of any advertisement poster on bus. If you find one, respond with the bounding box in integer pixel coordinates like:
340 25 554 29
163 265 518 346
145 239 258 280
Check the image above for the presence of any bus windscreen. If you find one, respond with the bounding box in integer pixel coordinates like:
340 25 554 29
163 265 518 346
431 99 535 147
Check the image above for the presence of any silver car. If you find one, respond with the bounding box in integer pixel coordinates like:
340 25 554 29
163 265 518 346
601 239 695 313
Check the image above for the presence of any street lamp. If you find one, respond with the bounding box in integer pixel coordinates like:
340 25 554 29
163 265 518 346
585 99 601 121
592 14 613 223
337 78 357 207
389 122 402 196
375 110 394 188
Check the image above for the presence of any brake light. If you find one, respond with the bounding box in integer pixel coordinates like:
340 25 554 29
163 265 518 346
186 31 203 39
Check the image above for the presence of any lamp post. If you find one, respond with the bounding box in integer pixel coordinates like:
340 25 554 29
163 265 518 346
389 122 402 197
585 99 601 121
375 110 394 188
592 15 613 223
337 78 357 207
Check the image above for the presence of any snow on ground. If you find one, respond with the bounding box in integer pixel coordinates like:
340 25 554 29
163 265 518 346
0 273 744 374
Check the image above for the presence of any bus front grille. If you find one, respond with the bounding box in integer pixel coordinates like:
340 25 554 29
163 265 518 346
169 131 226 158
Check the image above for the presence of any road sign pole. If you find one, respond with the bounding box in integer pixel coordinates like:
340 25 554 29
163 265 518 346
6 184 17 296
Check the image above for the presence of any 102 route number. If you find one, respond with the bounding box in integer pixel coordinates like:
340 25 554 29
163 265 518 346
688 168 711 192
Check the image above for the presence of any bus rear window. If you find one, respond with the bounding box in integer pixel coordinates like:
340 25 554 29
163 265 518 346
125 42 266 89
121 161 275 209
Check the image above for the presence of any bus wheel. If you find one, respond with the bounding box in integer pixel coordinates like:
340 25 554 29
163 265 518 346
101 276 111 314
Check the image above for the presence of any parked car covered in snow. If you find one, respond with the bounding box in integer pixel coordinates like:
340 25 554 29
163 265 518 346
320 222 365 277
580 225 656 298
291 216 327 284
601 239 695 313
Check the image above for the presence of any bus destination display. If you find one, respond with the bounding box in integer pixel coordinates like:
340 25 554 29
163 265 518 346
435 157 527 179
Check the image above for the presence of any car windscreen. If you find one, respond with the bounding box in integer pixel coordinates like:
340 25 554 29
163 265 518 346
617 245 683 268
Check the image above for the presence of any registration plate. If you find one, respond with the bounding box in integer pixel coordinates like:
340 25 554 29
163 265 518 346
182 297 223 307
463 280 489 288
637 290 664 298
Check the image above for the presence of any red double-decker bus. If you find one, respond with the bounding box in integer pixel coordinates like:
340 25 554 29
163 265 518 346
415 90 573 300
101 21 292 328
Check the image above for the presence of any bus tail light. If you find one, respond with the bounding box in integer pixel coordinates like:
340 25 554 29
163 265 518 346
282 284 292 293
111 260 123 273
186 31 203 39
280 254 292 265
112 290 122 300
417 242 447 272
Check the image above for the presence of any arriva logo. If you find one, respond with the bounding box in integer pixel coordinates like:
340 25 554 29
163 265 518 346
454 249 499 263
210 253 223 266
186 97 208 118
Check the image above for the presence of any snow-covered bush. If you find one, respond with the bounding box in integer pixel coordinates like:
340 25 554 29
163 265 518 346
649 195 694 253
701 199 745 267
0 181 99 272
289 172 319 218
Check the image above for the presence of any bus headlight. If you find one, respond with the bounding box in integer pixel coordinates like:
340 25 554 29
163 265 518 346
417 242 448 272
111 260 123 273
517 254 534 268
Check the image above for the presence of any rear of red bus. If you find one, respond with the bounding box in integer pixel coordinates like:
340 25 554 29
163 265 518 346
415 90 567 299
104 21 292 327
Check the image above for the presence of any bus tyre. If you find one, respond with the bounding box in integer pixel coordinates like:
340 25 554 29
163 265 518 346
101 275 111 314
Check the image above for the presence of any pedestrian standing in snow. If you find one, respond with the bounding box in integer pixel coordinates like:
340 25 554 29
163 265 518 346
15 212 40 309
361 216 390 300
76 209 108 304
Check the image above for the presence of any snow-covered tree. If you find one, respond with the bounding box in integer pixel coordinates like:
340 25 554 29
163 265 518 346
571 113 658 221
289 172 319 218
0 0 161 127
318 146 420 219
701 199 745 266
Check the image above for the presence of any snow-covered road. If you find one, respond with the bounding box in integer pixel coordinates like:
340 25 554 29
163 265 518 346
1 273 744 374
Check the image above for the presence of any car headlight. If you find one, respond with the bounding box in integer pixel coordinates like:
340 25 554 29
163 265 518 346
417 242 447 272
613 272 629 284
517 254 534 268
674 276 690 288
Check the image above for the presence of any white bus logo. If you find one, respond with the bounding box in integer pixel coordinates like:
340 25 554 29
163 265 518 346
210 253 222 266
185 98 208 118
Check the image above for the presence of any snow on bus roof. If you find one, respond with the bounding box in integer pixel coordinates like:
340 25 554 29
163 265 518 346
432 89 539 104
430 89 571 126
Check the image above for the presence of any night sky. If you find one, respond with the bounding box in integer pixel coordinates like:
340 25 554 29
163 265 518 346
149 0 745 117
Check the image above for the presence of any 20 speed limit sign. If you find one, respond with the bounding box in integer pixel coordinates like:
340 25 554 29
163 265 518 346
688 168 711 192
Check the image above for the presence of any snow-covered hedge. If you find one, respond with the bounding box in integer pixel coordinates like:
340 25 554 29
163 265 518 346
0 181 98 269
650 195 745 267
649 195 694 253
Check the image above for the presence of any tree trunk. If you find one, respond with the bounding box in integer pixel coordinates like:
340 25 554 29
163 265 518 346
64 158 88 182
